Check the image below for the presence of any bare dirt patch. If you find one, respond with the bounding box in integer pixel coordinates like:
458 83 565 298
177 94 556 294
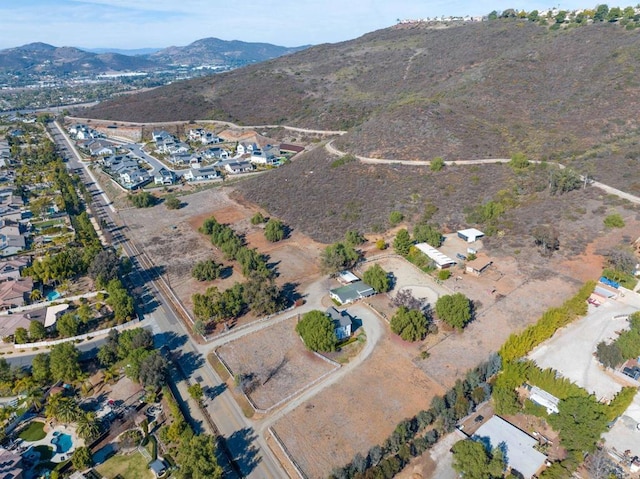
216 316 337 411
272 328 445 479
120 186 323 331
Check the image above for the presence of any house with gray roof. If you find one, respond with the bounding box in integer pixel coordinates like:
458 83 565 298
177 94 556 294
472 416 547 479
325 307 354 340
329 280 375 305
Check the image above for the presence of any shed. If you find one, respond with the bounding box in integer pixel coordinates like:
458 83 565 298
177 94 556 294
472 416 547 479
528 386 560 414
414 243 456 269
149 459 166 478
465 254 493 276
329 281 375 305
338 271 359 284
457 228 485 243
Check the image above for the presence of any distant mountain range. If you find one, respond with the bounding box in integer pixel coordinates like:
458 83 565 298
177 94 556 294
0 38 308 76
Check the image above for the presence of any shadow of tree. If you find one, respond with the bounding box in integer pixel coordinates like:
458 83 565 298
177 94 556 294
225 427 261 476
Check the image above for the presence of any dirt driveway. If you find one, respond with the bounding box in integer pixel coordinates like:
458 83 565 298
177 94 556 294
529 300 638 401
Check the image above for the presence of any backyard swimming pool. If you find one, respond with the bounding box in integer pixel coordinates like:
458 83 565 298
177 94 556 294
46 291 61 301
51 431 73 454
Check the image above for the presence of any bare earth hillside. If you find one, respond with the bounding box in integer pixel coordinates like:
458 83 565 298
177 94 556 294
81 20 640 162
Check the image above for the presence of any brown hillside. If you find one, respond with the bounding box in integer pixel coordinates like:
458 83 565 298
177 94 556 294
81 20 640 161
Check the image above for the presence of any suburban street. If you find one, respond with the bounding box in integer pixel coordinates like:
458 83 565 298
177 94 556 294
48 120 287 478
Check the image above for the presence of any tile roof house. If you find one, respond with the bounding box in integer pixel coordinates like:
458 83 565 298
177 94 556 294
0 447 23 479
0 277 33 309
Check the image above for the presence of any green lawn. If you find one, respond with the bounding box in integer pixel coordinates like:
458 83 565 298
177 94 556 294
19 421 46 441
95 452 153 479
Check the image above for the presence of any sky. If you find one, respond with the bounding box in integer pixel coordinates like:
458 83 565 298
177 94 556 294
1 0 590 50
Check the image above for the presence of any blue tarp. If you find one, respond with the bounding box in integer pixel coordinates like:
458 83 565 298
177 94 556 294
599 277 620 289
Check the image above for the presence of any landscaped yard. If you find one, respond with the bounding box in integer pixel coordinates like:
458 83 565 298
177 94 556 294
19 421 46 441
95 452 153 479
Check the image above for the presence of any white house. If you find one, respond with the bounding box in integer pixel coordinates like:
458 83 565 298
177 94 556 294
183 166 221 182
224 160 254 174
414 243 456 269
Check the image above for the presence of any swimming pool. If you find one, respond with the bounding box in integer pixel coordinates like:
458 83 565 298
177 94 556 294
51 432 73 454
46 291 61 301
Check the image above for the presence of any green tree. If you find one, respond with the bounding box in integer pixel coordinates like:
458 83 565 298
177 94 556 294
509 152 530 169
389 211 404 226
390 306 428 341
345 230 366 246
138 351 168 389
188 383 204 402
57 312 79 338
264 218 285 242
548 396 608 452
128 191 155 208
594 4 609 21
430 157 445 172
393 229 412 256
363 264 391 293
191 259 221 281
413 223 442 247
435 293 472 330
14 327 29 344
106 279 135 323
452 439 505 479
76 412 100 440
242 275 282 316
596 341 623 369
250 212 265 225
88 248 121 288
71 446 93 471
46 394 81 423
295 310 338 352
31 353 51 384
320 242 359 273
176 434 223 479
607 6 622 21
488 10 498 20
528 9 539 21
49 342 82 383
165 195 181 210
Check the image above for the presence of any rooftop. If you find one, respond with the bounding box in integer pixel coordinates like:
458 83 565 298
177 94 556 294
472 416 546 479
414 243 456 267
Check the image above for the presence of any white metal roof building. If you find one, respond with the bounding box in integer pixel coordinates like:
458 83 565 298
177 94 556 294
529 386 560 414
457 228 485 243
472 416 546 479
414 243 456 269
338 271 359 284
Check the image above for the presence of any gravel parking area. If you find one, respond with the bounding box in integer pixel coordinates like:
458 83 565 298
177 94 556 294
528 300 639 401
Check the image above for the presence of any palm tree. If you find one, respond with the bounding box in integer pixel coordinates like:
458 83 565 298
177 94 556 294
46 395 80 424
76 412 100 441
30 289 43 303
24 388 45 413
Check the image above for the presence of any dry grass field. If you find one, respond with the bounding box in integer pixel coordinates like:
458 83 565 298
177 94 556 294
120 186 323 331
216 316 337 411
272 323 445 479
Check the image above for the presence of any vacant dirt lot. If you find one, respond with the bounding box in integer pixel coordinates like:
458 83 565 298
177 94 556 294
272 314 445 479
120 186 323 330
216 316 337 411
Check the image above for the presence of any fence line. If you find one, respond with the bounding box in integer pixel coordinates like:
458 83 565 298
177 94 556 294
269 427 308 479
14 318 141 350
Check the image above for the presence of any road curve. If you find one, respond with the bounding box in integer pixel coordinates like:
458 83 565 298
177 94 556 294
325 140 640 205
66 115 348 136
258 303 384 433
